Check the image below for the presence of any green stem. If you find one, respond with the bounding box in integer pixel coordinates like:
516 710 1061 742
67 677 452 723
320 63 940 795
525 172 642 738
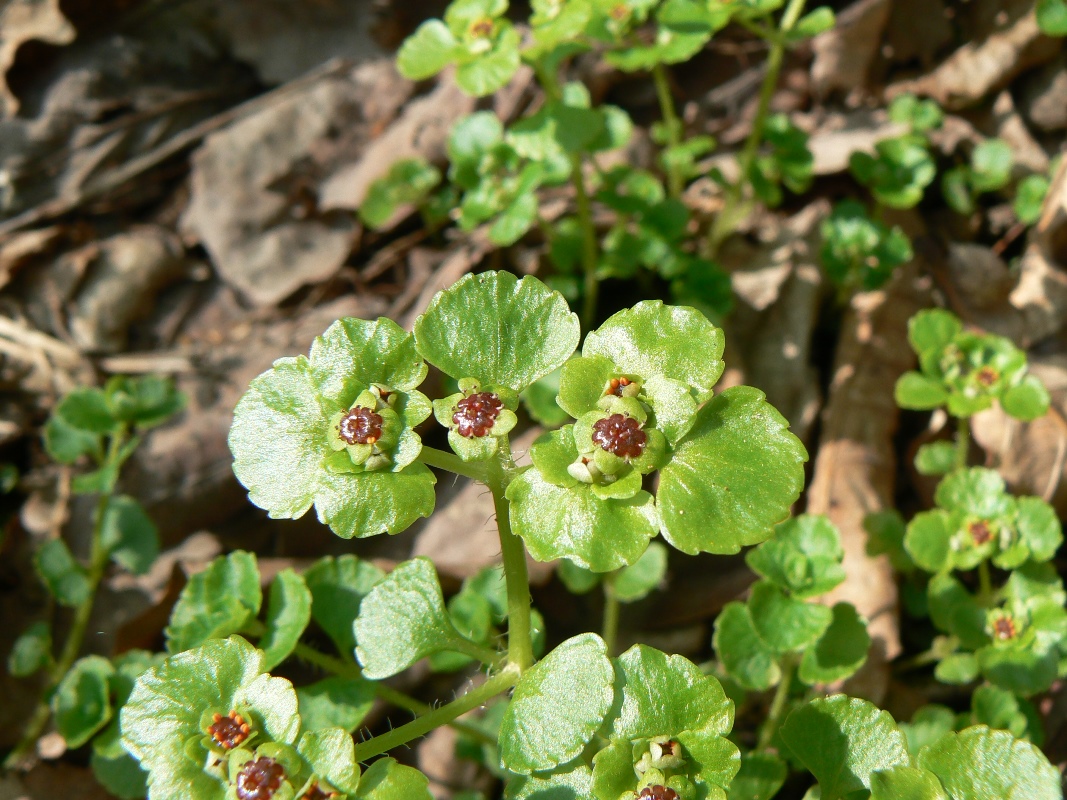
652 64 684 198
352 668 518 762
487 444 534 672
4 438 122 770
977 560 994 608
757 655 797 751
601 574 621 657
418 446 488 483
704 0 808 259
571 153 600 332
892 648 941 674
955 417 970 471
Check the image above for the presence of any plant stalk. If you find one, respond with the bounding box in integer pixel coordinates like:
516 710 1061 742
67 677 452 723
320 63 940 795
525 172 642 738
652 64 684 198
601 573 621 656
487 449 534 672
704 0 809 258
757 655 797 751
955 416 970 471
352 668 518 762
418 446 489 483
571 153 601 332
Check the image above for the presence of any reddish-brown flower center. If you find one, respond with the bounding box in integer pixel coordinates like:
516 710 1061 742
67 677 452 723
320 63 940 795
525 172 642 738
993 615 1017 641
453 392 503 438
338 406 383 445
207 710 251 750
302 782 338 800
592 414 647 458
609 3 630 20
658 740 677 756
469 17 494 36
968 520 993 545
235 757 286 800
638 786 679 800
976 366 999 387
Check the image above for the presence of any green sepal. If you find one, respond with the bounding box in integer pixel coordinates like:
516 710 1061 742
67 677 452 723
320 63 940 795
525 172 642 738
353 557 488 679
52 655 115 748
259 569 312 670
557 354 622 419
658 386 808 555
798 603 870 686
748 580 833 654
713 601 781 691
414 271 580 392
8 621 52 677
165 551 261 653
99 494 159 575
917 726 1062 799
499 633 615 774
746 514 846 599
779 695 910 800
356 757 433 800
34 538 91 607
614 541 668 602
297 727 361 795
296 676 376 734
610 644 733 738
303 555 384 657
727 751 787 800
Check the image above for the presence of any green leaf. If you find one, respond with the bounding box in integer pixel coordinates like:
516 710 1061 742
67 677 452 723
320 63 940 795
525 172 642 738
970 684 1034 740
54 387 117 434
928 574 987 649
798 603 870 685
869 766 949 800
506 765 594 800
614 541 668 601
904 511 953 573
8 621 51 677
1000 374 1050 421
360 159 442 229
611 644 733 738
310 316 427 404
934 653 979 684
888 94 944 133
165 551 262 653
791 6 835 37
34 538 91 607
313 464 437 538
414 271 580 392
900 705 957 756
521 366 570 427
304 555 384 656
894 372 948 410
727 751 787 800
448 112 505 189
942 166 975 214
354 557 479 679
713 601 781 691
296 676 376 733
677 727 742 793
934 467 1010 518
499 633 615 773
557 558 602 594
121 636 299 799
780 695 910 800
99 495 159 575
53 655 115 748
396 19 458 79
104 375 185 429
1014 174 1050 224
91 724 148 800
456 25 522 97
658 386 808 555
970 139 1013 193
1037 0 1067 34
1013 496 1063 563
748 580 833 654
43 411 103 464
259 569 312 670
583 301 724 403
297 727 361 794
357 757 433 800
908 309 962 355
918 726 1062 799
746 514 846 599
507 429 659 572
915 441 957 476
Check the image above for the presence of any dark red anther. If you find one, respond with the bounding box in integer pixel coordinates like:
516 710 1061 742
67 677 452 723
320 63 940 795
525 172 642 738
968 520 993 545
235 757 286 800
207 710 251 750
976 366 999 387
993 615 1017 641
338 406 383 445
453 392 503 438
592 414 647 458
638 786 679 800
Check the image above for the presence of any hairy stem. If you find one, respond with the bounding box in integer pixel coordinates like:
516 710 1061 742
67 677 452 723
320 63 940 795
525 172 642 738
757 655 797 751
488 444 534 672
955 416 970 471
418 446 489 483
704 0 809 258
652 64 684 198
601 574 621 656
352 668 518 762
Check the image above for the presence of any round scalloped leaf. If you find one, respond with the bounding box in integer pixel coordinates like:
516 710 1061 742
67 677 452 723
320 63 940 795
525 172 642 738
728 751 787 800
582 301 724 403
917 725 1061 799
610 644 733 739
34 538 91 607
505 765 594 800
658 386 807 555
1014 496 1063 562
230 356 328 520
396 20 458 80
712 602 780 691
798 603 870 686
414 271 579 392
304 555 385 656
934 467 1010 517
869 766 949 800
309 317 427 405
357 757 433 800
297 676 376 733
977 641 1059 696
353 557 472 679
970 685 1034 740
499 633 614 774
507 463 658 574
908 309 963 355
614 541 668 602
99 495 159 576
748 580 833 654
677 728 741 794
121 637 298 799
1000 374 1050 421
314 464 436 538
259 569 312 670
165 551 262 653
297 727 361 794
894 372 948 410
745 514 846 599
779 695 910 800
53 655 115 748
904 511 952 573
